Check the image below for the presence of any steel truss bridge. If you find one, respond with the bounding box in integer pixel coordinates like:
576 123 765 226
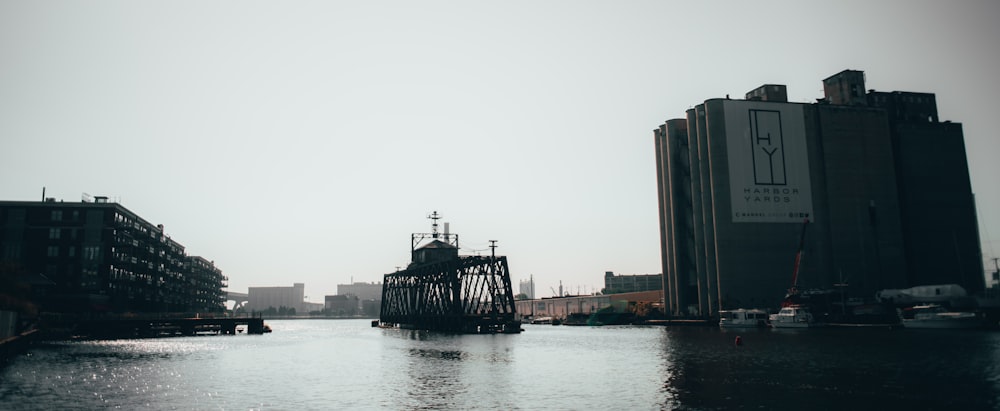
380 255 521 333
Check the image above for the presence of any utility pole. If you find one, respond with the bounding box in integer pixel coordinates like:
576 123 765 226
489 240 497 259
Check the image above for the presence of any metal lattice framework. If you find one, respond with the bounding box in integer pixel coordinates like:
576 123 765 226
380 256 520 333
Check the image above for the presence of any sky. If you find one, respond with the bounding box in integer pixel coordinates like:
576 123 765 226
2 1 999 301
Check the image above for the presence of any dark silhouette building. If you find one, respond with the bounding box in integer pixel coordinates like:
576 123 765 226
0 197 227 313
654 70 983 316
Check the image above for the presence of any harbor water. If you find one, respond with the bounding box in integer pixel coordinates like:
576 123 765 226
2 319 999 410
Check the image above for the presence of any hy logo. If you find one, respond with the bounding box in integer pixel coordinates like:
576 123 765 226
748 109 787 185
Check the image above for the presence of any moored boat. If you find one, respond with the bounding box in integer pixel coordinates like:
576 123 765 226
769 305 822 328
900 304 985 329
719 308 769 328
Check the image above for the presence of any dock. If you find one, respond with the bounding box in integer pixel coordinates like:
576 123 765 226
74 315 270 339
643 319 714 327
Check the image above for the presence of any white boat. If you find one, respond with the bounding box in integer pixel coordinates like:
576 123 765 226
769 305 821 328
719 309 769 328
901 304 984 329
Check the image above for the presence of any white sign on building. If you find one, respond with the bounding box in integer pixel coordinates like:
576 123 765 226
724 100 813 223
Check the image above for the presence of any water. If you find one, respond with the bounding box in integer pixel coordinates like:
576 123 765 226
2 319 999 410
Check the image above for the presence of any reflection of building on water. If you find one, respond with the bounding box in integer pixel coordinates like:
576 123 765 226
654 69 984 318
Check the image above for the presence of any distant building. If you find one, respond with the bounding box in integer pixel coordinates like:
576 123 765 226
654 69 983 316
303 301 324 313
337 282 382 301
602 271 662 294
334 281 382 316
0 197 226 313
247 283 306 313
325 294 359 315
360 298 380 317
518 277 535 299
515 291 661 318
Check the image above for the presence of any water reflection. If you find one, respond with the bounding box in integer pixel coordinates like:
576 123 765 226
406 334 462 409
656 327 682 409
4 320 1000 410
409 348 467 360
384 329 518 410
656 326 1000 410
2 339 217 410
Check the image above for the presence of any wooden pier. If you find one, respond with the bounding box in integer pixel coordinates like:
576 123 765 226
75 315 269 339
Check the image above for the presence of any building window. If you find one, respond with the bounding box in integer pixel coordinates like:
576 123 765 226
49 228 61 239
83 246 100 260
68 246 76 257
51 210 63 221
3 244 22 260
47 246 59 257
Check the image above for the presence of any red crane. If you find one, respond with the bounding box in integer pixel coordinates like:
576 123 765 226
782 218 810 307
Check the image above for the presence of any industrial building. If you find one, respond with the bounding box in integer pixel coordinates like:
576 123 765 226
602 271 662 294
0 197 227 313
330 282 383 317
336 282 382 301
325 294 360 315
654 70 983 317
246 282 320 314
514 291 661 320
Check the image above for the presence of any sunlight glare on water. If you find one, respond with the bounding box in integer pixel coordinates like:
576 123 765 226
2 319 999 410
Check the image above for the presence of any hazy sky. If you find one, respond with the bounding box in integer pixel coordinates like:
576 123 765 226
3 1 999 301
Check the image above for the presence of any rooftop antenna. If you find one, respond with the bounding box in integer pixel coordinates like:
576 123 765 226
428 211 441 239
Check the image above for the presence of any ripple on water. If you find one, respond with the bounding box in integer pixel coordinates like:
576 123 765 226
2 320 1000 410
